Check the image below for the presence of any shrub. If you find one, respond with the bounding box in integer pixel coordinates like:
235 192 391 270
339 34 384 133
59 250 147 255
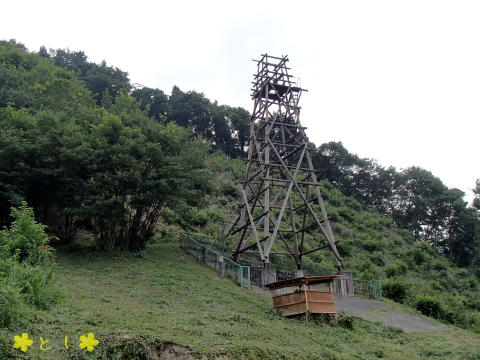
359 267 380 280
369 252 385 266
336 241 352 257
221 181 239 198
0 203 57 325
441 295 468 325
373 349 386 358
0 202 53 265
157 225 181 243
338 207 355 222
459 276 478 291
431 280 444 291
205 208 226 223
432 260 447 271
381 278 411 303
0 282 25 327
465 297 480 311
415 296 444 319
363 239 382 252
385 263 398 278
385 261 408 278
470 312 480 334
354 258 381 279
405 242 433 267
8 263 57 309
218 196 230 206
337 314 354 330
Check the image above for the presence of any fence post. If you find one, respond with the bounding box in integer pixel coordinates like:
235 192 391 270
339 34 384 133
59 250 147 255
219 256 225 279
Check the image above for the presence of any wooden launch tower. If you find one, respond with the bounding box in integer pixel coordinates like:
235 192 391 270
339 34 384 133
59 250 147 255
226 54 343 273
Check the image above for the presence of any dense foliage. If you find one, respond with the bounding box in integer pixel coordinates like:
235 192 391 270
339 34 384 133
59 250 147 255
312 141 480 269
0 203 57 327
40 46 251 158
0 40 213 250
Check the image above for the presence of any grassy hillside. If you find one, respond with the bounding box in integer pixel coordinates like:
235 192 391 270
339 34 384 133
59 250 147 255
1 242 479 360
187 153 480 332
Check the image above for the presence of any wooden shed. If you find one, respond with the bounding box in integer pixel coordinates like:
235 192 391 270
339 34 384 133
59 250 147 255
265 275 340 319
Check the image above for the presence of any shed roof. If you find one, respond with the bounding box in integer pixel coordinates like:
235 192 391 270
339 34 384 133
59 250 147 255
265 275 340 290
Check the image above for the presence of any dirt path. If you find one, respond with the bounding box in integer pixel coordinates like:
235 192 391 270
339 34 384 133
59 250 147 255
335 296 450 332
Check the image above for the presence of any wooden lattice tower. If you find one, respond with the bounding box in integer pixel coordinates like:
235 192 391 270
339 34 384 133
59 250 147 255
227 54 343 272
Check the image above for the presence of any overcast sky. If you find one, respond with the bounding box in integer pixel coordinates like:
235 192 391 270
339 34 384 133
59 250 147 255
2 0 479 202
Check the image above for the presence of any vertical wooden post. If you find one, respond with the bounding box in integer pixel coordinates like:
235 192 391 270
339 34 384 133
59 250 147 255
304 284 309 322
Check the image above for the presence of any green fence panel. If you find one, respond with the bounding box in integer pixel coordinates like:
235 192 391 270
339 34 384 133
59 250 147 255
352 278 382 299
369 279 382 299
180 233 251 288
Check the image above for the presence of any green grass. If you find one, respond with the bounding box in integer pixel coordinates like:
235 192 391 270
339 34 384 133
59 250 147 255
1 242 479 359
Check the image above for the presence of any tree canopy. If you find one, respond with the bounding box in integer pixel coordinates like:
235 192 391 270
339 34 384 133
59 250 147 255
0 40 212 250
0 40 478 272
312 141 479 268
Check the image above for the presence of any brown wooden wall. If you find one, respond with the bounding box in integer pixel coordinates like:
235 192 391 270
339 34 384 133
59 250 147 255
272 290 335 317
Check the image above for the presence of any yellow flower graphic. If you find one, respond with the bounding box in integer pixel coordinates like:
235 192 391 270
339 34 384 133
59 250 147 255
79 333 99 352
13 333 33 352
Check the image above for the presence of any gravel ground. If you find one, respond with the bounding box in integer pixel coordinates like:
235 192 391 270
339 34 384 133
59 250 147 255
335 296 449 332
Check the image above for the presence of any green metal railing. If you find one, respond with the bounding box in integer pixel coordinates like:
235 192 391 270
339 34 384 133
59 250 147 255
179 233 380 298
352 278 382 299
180 233 251 288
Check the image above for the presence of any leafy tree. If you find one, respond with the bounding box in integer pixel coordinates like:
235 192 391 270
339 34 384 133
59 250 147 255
388 167 448 241
84 60 131 102
312 141 394 208
82 93 212 250
0 40 36 69
131 86 168 121
0 106 37 223
51 49 131 103
0 62 32 108
210 104 234 155
225 105 249 156
38 46 50 58
446 204 478 266
473 179 480 213
168 86 212 138
167 86 249 157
